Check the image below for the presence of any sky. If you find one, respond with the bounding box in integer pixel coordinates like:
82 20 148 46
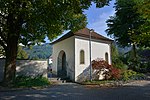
85 0 115 38
45 0 116 43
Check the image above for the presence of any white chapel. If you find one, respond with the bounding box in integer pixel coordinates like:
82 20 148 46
51 28 113 82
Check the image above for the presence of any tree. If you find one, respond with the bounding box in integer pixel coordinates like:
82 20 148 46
17 46 28 59
106 0 149 47
111 44 127 69
106 0 148 63
0 0 111 85
106 0 145 47
0 45 28 59
106 0 150 70
134 0 150 47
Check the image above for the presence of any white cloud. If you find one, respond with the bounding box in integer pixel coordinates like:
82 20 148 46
87 9 115 38
85 0 116 38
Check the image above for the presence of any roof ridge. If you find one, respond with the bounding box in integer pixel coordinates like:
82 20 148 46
51 28 113 44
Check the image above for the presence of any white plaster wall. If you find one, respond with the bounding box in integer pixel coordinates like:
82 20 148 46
91 41 111 64
52 36 75 81
75 36 111 81
0 59 48 82
75 37 90 81
16 60 48 77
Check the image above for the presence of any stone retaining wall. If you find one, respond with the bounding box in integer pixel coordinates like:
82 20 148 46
0 59 48 82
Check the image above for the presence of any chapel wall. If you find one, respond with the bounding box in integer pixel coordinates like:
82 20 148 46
52 36 75 81
75 37 111 82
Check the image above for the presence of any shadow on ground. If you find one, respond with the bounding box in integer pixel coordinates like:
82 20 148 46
0 82 150 100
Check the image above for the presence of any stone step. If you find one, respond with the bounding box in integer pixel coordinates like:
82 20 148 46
48 77 67 84
49 77 61 81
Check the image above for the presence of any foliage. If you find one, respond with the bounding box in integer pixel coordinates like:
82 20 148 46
0 46 5 58
121 70 145 81
111 44 128 69
135 0 150 20
91 59 146 82
0 0 111 84
136 62 150 73
14 75 50 87
106 0 149 47
17 46 28 59
0 0 111 47
138 47 150 62
24 43 52 59
92 59 112 70
137 47 150 72
134 0 150 45
106 0 150 70
122 47 150 72
83 70 146 85
111 67 121 80
92 59 121 80
0 45 29 59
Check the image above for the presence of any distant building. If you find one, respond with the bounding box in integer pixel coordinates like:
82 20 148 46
48 56 53 64
51 28 113 82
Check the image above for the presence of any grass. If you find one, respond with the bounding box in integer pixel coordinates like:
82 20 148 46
14 75 51 88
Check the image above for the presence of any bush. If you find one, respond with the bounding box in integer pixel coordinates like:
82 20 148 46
110 67 121 80
14 75 50 87
136 62 150 73
121 70 145 81
92 59 121 80
92 59 111 70
91 59 145 81
111 45 128 70
112 57 128 70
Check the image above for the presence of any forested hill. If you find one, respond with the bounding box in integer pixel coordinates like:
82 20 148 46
23 43 52 60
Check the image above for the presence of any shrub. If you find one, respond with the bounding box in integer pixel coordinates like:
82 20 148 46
92 59 121 80
14 75 50 87
92 59 111 70
135 62 150 73
111 45 128 70
112 57 128 70
121 70 145 81
110 67 121 80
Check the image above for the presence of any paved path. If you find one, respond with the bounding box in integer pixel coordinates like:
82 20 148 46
0 82 150 100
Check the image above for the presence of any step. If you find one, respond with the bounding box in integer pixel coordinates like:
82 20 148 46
48 78 67 84
49 77 61 81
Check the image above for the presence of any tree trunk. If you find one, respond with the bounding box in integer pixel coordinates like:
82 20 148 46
2 12 20 85
2 1 23 86
3 35 19 85
132 43 137 60
131 43 138 71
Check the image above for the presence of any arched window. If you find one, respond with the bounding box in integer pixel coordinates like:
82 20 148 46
105 52 109 63
80 50 85 64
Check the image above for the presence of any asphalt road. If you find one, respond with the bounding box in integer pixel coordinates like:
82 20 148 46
0 82 150 100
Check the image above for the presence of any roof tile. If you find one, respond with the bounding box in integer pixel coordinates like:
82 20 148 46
51 28 113 44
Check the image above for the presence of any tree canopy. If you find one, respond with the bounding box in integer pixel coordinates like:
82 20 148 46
134 0 150 47
106 0 149 47
0 0 111 85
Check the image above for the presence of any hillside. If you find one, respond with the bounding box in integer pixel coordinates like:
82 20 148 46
23 43 52 60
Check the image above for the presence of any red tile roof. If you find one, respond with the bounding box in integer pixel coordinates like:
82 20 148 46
51 28 113 44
